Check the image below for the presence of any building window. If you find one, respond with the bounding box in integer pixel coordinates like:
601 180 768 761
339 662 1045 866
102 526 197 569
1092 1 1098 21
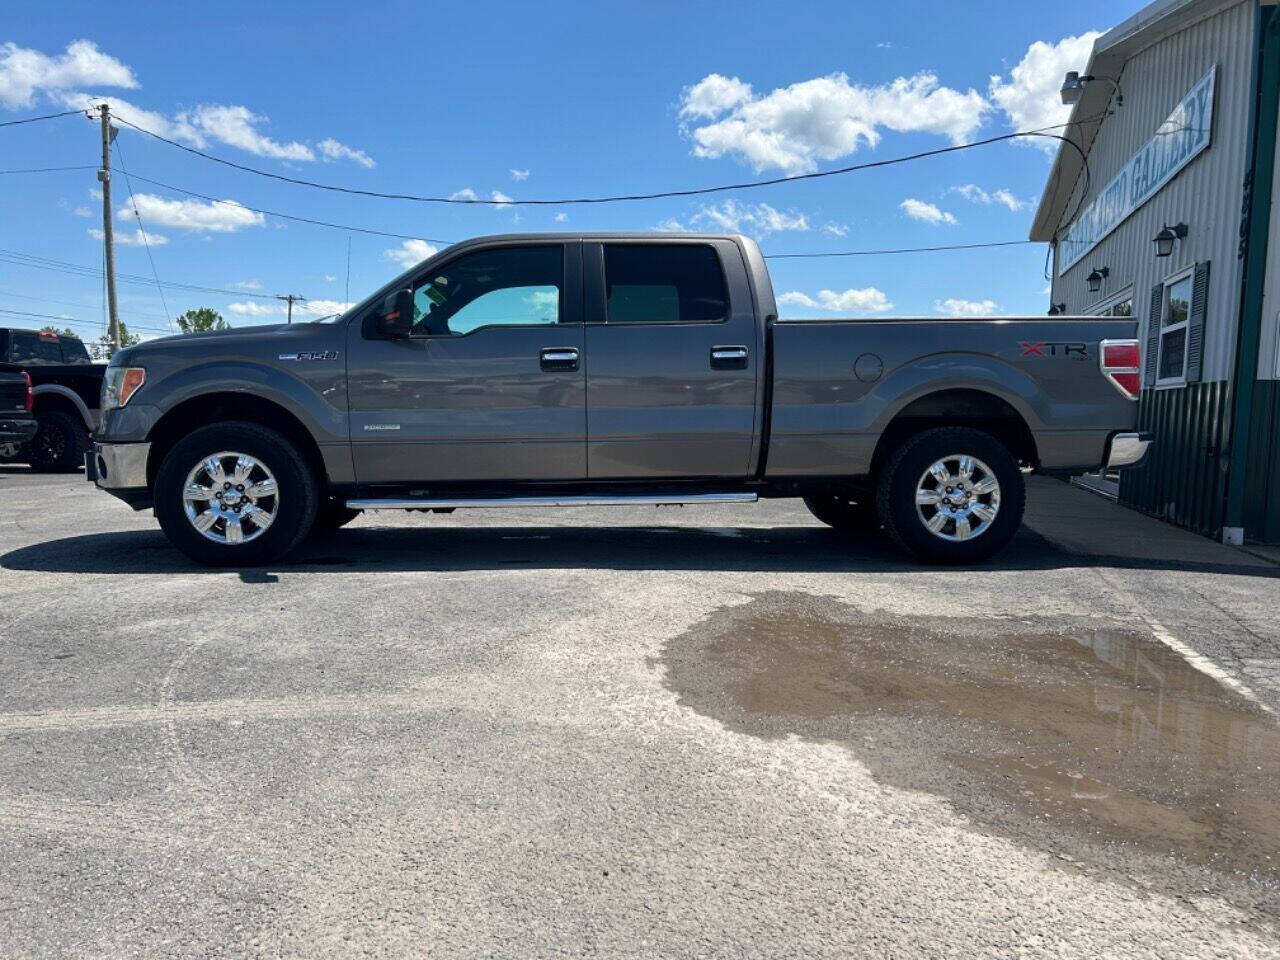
1156 269 1194 386
1089 289 1133 318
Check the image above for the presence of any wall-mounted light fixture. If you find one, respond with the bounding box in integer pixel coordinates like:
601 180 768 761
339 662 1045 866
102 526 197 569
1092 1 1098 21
1086 267 1110 293
1153 222 1188 258
1048 302 1067 316
1060 72 1124 107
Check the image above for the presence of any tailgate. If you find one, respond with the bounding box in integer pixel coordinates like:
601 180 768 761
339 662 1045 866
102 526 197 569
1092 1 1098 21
0 374 27 413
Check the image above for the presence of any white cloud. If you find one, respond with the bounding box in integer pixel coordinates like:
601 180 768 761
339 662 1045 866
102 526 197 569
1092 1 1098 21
227 301 279 316
655 217 687 232
235 279 262 289
554 212 568 223
951 184 1027 211
382 238 439 269
228 299 353 319
822 221 848 237
1 41 372 165
935 297 998 316
510 168 530 181
900 198 957 225
690 200 808 236
73 205 92 217
298 299 353 318
491 191 514 207
181 104 313 161
120 194 265 232
450 188 479 201
989 32 1102 151
88 226 168 246
323 274 338 282
678 73 754 120
779 287 893 314
680 71 989 174
0 39 136 109
318 138 375 168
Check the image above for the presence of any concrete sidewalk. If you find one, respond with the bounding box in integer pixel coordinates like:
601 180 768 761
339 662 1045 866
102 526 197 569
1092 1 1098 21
1023 475 1276 571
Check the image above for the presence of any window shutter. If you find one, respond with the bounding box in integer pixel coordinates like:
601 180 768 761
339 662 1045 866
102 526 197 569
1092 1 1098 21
1145 283 1163 386
1185 261 1211 383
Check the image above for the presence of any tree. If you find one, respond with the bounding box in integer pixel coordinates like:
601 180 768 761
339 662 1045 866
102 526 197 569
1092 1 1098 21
39 326 81 339
94 322 141 360
176 308 228 334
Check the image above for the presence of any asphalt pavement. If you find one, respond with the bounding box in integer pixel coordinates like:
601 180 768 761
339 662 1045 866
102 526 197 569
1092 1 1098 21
1 466 1278 959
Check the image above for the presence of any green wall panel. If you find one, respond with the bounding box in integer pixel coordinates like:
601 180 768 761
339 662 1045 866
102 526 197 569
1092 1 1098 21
1119 382 1229 536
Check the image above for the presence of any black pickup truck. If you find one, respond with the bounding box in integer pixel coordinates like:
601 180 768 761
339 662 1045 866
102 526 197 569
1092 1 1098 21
0 328 103 471
0 364 37 453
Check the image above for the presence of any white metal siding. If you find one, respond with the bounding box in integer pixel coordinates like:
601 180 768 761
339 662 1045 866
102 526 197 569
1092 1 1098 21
1051 0 1255 384
1259 87 1280 380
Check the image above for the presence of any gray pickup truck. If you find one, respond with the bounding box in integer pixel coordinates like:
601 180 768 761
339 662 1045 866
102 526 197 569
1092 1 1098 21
88 232 1148 566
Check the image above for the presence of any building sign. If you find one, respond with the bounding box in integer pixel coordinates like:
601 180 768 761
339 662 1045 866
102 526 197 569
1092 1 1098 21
1060 67 1216 273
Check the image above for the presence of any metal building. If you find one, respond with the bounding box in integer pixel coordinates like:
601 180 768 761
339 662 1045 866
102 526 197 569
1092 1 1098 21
1032 0 1279 543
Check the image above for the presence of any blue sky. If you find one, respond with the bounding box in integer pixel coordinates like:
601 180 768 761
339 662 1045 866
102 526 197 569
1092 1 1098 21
0 0 1143 340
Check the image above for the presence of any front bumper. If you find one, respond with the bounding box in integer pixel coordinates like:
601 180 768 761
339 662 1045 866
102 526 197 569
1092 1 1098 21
0 416 38 445
88 441 154 510
1105 432 1152 469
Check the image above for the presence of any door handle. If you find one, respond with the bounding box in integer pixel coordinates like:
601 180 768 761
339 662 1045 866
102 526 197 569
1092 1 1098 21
540 347 580 371
710 345 749 370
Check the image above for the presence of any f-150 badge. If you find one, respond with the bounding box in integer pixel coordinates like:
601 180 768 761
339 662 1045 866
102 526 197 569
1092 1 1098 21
278 351 339 361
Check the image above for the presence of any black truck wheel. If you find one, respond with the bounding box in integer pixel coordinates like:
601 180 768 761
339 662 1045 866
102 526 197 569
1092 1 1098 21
28 410 89 472
803 493 881 534
154 422 317 566
875 426 1025 564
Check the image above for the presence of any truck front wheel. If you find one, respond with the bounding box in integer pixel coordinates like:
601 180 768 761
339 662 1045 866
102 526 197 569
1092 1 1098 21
875 426 1025 564
154 422 318 567
29 410 89 472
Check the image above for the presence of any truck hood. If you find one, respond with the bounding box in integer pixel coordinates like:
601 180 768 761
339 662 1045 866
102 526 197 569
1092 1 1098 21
113 321 335 365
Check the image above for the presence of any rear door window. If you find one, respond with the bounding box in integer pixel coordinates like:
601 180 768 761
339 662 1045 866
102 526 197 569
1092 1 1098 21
603 245 728 324
10 331 62 364
59 336 92 363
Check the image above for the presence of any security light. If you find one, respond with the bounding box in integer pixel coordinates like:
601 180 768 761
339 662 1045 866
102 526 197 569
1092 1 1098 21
1153 222 1188 258
1086 267 1109 293
1060 72 1085 105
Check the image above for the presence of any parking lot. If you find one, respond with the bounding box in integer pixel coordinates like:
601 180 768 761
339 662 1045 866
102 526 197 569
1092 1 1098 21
2 466 1279 958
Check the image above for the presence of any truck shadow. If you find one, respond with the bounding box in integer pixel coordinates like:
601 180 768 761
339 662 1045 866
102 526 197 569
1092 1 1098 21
3 524 1276 580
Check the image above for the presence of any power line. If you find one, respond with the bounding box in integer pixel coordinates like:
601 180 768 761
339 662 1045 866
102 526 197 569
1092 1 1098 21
0 165 99 175
0 108 84 129
0 287 173 322
764 240 1034 259
0 308 173 336
121 171 453 244
112 112 1091 208
113 136 174 331
0 248 290 300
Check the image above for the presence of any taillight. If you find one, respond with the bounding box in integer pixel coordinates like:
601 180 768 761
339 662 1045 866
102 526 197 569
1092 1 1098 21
1099 338 1141 399
21 371 32 411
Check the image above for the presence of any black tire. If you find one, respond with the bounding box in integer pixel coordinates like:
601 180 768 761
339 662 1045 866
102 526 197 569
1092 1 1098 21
311 499 362 533
875 426 1025 565
803 493 881 534
28 410 89 472
154 422 318 566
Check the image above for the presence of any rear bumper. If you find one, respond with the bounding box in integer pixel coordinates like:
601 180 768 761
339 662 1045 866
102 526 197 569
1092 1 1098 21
1105 432 1152 469
89 441 153 510
0 416 37 444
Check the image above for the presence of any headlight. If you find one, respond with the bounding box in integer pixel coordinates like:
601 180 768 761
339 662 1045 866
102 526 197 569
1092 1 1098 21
101 366 146 411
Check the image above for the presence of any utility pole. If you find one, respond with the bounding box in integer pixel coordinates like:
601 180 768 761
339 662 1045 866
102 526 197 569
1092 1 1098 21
275 294 305 324
97 103 121 352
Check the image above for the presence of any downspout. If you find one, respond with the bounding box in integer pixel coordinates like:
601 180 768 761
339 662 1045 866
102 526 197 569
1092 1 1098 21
1222 1 1280 544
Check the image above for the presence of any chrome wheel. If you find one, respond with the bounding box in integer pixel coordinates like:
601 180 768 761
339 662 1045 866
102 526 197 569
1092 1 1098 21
914 454 1001 542
182 451 280 545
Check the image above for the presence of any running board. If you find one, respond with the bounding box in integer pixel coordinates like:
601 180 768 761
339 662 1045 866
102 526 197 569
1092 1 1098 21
346 492 759 510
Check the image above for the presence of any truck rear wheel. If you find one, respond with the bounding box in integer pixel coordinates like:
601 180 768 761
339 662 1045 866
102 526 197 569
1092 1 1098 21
875 426 1024 565
803 493 881 534
154 422 318 567
28 410 89 472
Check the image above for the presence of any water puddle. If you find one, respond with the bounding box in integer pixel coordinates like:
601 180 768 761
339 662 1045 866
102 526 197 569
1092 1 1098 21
658 591 1280 893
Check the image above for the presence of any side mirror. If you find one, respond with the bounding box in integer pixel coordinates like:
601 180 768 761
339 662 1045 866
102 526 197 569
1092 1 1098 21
377 289 414 339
